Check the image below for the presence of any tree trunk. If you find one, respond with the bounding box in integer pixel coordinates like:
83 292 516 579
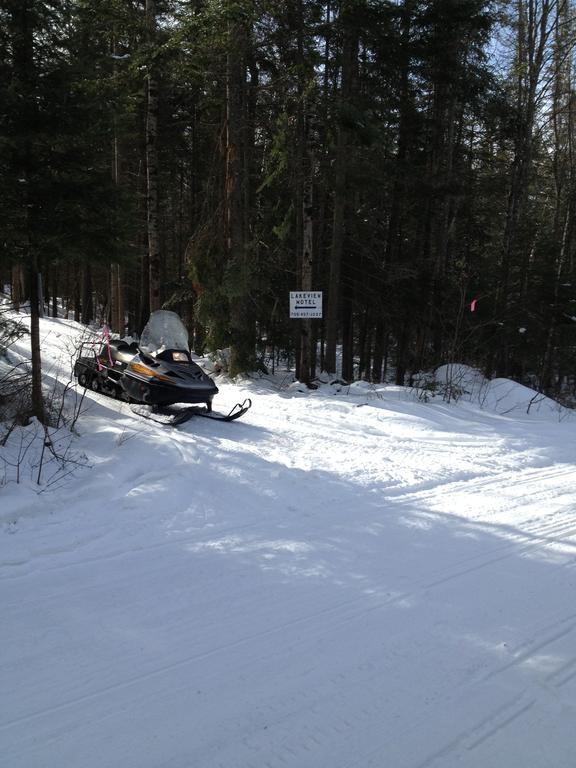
29 252 44 423
73 260 81 322
139 249 150 332
226 7 254 375
540 0 573 391
81 263 93 325
110 38 125 334
51 269 58 318
324 0 359 374
297 0 315 386
110 263 118 331
341 292 354 381
299 137 314 385
11 264 25 311
371 322 388 383
10 0 44 421
146 0 161 313
117 265 125 335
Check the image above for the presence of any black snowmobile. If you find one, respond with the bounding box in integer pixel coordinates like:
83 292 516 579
73 310 251 425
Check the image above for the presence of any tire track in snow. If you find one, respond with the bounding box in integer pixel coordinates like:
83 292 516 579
4 496 576 740
337 636 570 768
476 611 576 685
546 655 576 688
409 694 537 768
388 461 576 511
232 505 576 767
338 611 576 768
0 517 265 608
462 696 536 752
418 520 576 592
336 687 537 768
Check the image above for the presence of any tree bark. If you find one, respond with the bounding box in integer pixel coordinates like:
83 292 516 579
111 70 125 334
540 0 573 391
10 0 44 421
29 252 44 423
226 6 254 375
297 0 315 386
146 0 161 313
324 0 359 375
81 263 93 325
11 264 25 311
299 125 314 385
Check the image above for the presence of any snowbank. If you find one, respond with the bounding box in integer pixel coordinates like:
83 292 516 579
432 364 572 421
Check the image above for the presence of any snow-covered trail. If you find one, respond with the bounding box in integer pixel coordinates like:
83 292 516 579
2 315 576 767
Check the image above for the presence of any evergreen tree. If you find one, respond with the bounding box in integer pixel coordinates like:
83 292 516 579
0 0 574 398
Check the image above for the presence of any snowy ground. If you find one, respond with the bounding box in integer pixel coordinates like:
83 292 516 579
2 313 576 768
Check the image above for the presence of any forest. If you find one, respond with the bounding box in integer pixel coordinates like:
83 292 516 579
1 0 576 423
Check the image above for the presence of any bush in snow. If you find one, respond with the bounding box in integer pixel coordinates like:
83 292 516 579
0 309 32 429
412 365 484 404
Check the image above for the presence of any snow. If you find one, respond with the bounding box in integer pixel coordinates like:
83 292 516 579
2 313 576 768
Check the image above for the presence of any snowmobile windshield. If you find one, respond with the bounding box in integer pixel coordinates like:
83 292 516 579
139 311 190 356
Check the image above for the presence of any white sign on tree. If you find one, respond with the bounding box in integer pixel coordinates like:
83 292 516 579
289 291 323 319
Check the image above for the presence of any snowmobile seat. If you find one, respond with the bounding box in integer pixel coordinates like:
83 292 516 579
110 340 138 364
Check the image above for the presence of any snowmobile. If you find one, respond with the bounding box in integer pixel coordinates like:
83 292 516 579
73 310 251 425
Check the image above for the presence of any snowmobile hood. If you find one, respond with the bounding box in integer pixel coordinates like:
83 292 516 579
131 353 218 387
123 349 218 406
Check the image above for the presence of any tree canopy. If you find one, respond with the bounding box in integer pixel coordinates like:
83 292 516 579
1 0 575 405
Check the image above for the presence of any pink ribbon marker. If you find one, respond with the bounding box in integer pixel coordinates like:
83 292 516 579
93 326 113 370
470 299 478 312
94 349 103 371
103 325 113 365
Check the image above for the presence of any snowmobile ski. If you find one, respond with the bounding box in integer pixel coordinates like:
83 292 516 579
194 398 252 422
130 399 252 427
